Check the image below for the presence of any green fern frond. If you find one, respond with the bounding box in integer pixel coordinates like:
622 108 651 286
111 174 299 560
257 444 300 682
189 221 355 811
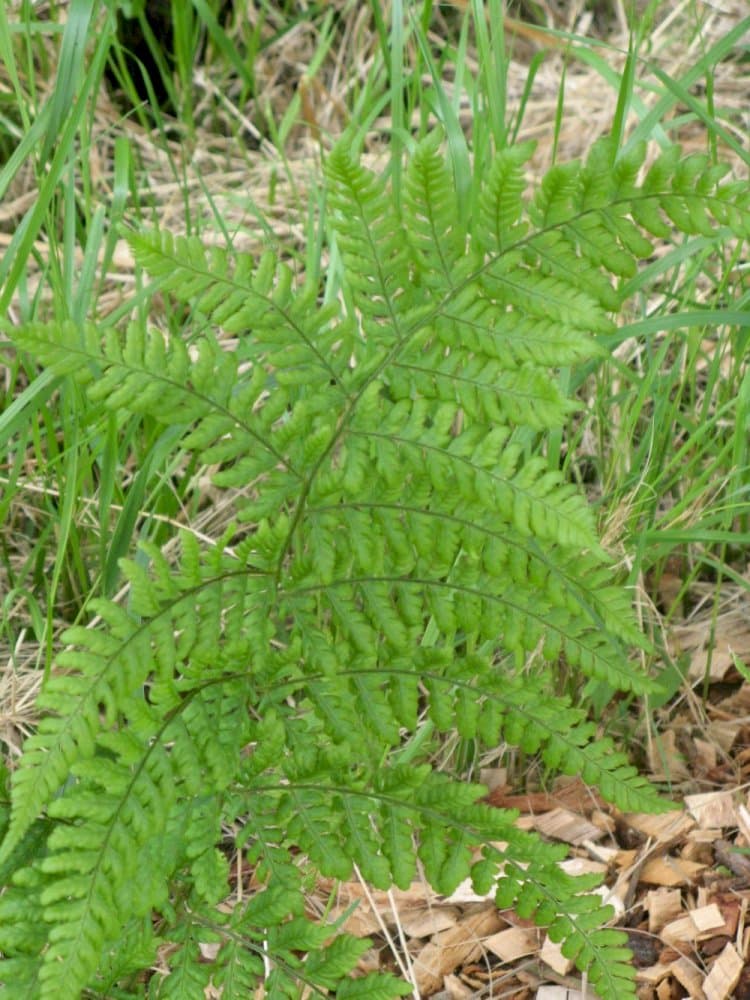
4 131 749 998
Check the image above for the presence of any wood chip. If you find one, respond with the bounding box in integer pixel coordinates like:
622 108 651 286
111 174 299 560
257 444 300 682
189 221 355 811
737 802 750 843
662 915 705 946
703 942 744 1000
626 810 695 841
583 840 619 864
484 926 540 962
647 888 683 933
479 767 507 793
540 935 573 977
641 854 706 887
662 905 725 947
413 905 505 995
532 807 604 845
536 987 594 1000
691 904 726 934
671 956 705 1000
636 962 672 985
683 829 721 863
400 907 459 938
558 857 608 877
685 791 737 829
656 977 676 1000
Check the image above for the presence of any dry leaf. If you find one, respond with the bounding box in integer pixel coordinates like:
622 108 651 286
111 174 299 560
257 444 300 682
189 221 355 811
400 907 459 938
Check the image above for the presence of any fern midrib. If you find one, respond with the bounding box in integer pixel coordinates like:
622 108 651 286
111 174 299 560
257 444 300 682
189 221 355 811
189 911 332 999
306 500 616 633
392 359 562 400
251 780 518 844
347 429 592 539
21 331 301 478
0 569 263 861
282 575 623 667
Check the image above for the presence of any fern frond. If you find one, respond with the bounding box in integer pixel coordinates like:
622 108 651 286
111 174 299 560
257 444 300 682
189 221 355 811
5 132 748 998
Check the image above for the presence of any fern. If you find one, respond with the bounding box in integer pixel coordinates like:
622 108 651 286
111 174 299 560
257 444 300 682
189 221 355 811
2 134 748 999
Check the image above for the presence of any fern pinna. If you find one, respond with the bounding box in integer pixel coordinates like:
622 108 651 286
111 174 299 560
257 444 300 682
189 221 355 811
1 134 748 998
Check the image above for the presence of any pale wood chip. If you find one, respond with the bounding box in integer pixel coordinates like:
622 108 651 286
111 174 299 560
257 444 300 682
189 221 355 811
737 801 750 843
479 766 507 793
671 955 705 1000
661 905 725 947
626 810 695 841
536 987 594 1000
702 942 743 1000
532 807 603 845
484 925 540 962
326 879 435 935
540 935 574 977
583 840 619 864
558 857 608 877
662 915 704 946
690 904 726 934
685 791 737 829
413 905 505 995
646 888 682 933
441 877 497 905
635 962 672 985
